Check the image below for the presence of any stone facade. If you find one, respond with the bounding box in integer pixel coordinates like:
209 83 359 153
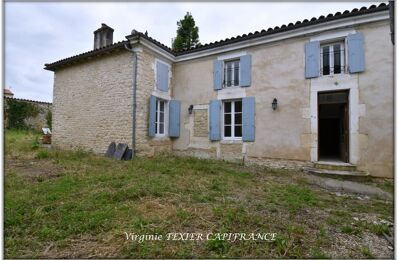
48 8 393 177
134 48 173 157
193 109 208 137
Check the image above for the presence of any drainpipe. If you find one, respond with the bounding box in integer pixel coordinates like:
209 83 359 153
124 43 138 157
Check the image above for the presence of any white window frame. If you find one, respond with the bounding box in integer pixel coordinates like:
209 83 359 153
223 59 240 88
155 98 168 137
222 99 243 140
320 41 346 76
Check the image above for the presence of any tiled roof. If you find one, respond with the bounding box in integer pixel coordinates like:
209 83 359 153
5 96 52 105
44 41 128 70
171 3 389 55
45 3 389 70
4 89 14 95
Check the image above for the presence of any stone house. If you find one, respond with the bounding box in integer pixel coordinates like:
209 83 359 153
45 3 393 177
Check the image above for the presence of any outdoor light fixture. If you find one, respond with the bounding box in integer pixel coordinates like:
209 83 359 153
188 105 194 114
272 98 278 110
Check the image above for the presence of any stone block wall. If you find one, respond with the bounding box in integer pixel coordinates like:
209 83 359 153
134 48 172 157
52 50 134 153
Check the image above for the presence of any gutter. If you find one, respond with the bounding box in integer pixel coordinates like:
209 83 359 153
124 43 138 157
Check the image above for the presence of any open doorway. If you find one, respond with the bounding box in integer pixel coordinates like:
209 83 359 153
318 91 349 163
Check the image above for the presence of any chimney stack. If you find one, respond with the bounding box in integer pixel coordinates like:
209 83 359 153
94 23 114 49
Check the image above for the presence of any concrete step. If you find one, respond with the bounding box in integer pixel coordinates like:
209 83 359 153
303 167 369 177
302 174 392 200
313 161 357 172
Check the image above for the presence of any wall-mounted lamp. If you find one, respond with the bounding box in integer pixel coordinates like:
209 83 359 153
188 105 194 114
272 98 278 110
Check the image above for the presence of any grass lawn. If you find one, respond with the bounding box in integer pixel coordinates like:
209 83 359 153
4 130 394 258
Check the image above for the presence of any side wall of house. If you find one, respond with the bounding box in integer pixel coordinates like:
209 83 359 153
52 50 134 153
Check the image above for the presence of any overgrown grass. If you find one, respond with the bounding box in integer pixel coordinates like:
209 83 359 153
4 130 394 258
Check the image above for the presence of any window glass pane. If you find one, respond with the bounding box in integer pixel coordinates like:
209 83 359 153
235 113 242 125
160 112 164 123
224 126 231 137
226 62 232 87
322 46 330 75
224 114 231 125
333 44 341 74
224 102 231 113
155 122 158 134
235 101 242 112
159 123 164 134
159 101 165 112
235 125 242 137
234 61 239 86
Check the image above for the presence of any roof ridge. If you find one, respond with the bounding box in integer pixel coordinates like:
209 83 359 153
44 40 127 68
174 2 388 55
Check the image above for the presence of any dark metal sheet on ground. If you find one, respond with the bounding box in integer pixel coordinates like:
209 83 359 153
123 148 133 160
113 143 128 160
105 142 116 158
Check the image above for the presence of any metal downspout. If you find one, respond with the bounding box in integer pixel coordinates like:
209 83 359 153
124 44 138 157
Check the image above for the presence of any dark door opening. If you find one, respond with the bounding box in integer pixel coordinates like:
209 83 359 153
318 91 349 163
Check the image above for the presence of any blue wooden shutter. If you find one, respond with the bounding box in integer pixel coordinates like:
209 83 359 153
213 60 223 90
305 41 320 78
347 32 365 73
240 54 252 87
209 100 221 141
242 97 255 142
148 95 156 137
156 61 169 92
168 100 180 138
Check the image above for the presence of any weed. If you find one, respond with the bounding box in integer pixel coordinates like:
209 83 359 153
341 225 361 235
361 246 373 258
31 136 40 150
36 149 50 159
369 223 390 236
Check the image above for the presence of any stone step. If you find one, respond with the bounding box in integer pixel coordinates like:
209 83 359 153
303 167 369 177
313 161 357 172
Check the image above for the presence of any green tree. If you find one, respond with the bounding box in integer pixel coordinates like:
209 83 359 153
172 12 200 51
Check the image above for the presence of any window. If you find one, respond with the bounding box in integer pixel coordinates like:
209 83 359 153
155 99 167 135
321 42 345 75
223 60 240 87
223 100 242 139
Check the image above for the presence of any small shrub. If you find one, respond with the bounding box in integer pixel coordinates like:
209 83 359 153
46 109 52 129
36 150 50 159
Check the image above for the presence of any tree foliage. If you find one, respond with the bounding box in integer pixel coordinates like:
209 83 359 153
172 12 200 51
46 109 52 129
6 99 39 130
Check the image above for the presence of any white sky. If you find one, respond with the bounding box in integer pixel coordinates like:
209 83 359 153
5 2 383 102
